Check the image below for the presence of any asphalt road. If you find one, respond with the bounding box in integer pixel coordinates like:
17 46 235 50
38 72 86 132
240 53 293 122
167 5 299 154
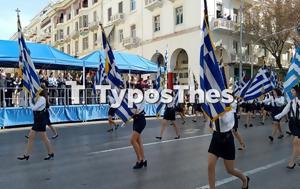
0 115 299 189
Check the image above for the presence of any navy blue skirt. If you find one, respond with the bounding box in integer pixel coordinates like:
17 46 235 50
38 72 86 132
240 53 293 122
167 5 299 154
32 111 47 132
163 107 176 121
133 114 146 134
208 131 235 160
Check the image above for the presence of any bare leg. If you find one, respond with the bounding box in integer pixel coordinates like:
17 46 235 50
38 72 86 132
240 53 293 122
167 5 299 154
172 121 180 137
24 130 36 156
277 123 283 136
288 137 300 166
137 135 145 160
39 132 54 154
131 132 142 161
224 159 248 188
208 153 218 189
47 124 58 136
233 130 245 149
159 120 168 138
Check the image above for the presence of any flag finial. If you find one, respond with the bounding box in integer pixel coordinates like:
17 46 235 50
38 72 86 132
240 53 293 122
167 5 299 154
16 8 21 16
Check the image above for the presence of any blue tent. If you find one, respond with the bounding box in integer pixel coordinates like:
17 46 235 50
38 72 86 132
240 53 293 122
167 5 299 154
81 50 159 73
0 40 84 70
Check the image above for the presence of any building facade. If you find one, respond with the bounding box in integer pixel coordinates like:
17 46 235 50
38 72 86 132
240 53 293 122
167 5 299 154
10 0 294 84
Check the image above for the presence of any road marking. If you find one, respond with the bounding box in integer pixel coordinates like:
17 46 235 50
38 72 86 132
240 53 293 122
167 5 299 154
196 159 286 189
88 134 212 155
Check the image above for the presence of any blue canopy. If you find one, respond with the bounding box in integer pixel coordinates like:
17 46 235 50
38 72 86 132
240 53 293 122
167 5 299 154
0 40 84 70
81 50 159 73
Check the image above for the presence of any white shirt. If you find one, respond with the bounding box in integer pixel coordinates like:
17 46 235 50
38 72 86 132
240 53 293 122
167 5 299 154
276 98 300 119
211 109 235 133
48 77 58 87
263 96 285 107
30 96 46 111
132 100 145 114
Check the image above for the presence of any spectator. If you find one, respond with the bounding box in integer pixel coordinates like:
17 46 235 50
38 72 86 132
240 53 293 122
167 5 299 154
6 73 15 107
57 73 66 105
129 76 137 89
13 76 22 107
66 72 73 81
86 73 93 104
0 73 7 107
145 76 153 88
48 72 58 105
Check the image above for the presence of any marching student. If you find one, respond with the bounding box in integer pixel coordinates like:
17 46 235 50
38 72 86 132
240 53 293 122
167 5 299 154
208 104 249 189
244 100 254 128
156 92 180 140
25 84 58 139
260 93 271 125
275 87 300 169
130 88 147 169
263 88 285 142
175 102 186 125
17 88 54 161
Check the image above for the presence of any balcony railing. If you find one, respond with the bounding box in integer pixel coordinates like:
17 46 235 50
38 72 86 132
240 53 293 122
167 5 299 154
145 0 163 11
123 37 140 49
212 18 238 32
111 13 124 24
89 21 99 30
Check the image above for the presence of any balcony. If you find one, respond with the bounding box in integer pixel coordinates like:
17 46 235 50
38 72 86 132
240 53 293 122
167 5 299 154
89 21 99 30
80 25 89 32
123 37 140 49
64 34 71 42
231 54 257 64
211 18 238 33
71 31 80 39
145 0 163 11
111 13 124 25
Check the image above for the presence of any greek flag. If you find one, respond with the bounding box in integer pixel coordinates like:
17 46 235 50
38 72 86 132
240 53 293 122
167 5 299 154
17 13 42 100
93 55 105 95
234 72 246 96
243 68 274 101
101 28 134 123
199 2 229 121
284 47 300 100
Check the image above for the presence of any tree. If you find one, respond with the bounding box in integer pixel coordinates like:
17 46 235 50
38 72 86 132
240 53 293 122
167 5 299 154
244 0 300 68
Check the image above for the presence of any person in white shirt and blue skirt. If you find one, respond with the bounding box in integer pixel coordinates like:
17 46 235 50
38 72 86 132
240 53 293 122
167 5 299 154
17 89 54 161
208 105 249 189
275 87 300 169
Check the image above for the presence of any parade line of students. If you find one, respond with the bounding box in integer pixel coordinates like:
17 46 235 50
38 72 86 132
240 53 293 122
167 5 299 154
16 84 300 189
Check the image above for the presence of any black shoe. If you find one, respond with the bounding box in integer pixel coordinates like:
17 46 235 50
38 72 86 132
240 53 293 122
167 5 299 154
242 176 250 189
44 153 54 160
133 161 144 169
174 136 180 139
244 124 248 128
143 160 147 167
268 136 274 142
260 122 264 125
51 134 58 139
192 119 197 122
155 136 162 140
286 163 296 169
249 124 253 127
286 131 292 136
107 128 113 132
17 155 29 160
25 135 29 139
278 134 284 139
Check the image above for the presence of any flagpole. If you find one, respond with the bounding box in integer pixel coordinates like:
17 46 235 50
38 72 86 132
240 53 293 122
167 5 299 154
239 0 244 85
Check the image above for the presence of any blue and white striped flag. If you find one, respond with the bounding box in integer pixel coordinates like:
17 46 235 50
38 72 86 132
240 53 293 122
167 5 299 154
199 2 230 121
101 27 134 123
243 68 274 101
284 47 300 100
17 13 42 101
93 55 105 95
234 72 246 96
156 47 168 115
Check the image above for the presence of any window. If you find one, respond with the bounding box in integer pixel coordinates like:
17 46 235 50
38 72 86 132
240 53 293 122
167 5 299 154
93 11 97 22
233 8 239 23
118 29 123 43
67 13 71 20
75 41 79 54
59 13 64 23
54 34 58 41
153 15 160 32
175 6 183 25
93 0 98 4
130 25 136 38
93 33 98 46
108 8 112 21
59 29 64 40
67 26 70 35
217 3 223 18
233 41 238 54
75 22 79 31
130 0 136 11
82 37 89 50
80 15 89 28
82 0 88 8
67 44 71 54
119 2 123 13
